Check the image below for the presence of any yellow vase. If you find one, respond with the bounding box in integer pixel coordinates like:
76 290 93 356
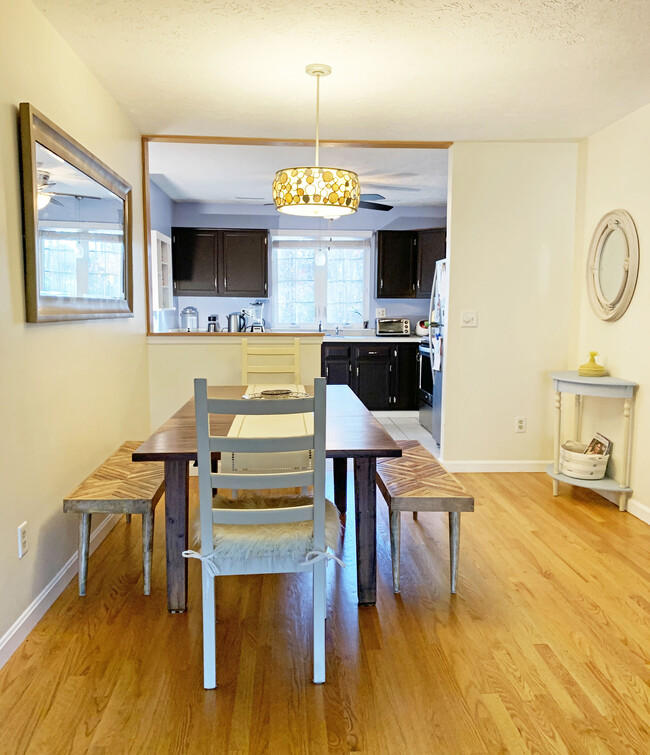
578 351 606 377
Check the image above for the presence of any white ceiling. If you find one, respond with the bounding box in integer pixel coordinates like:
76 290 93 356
34 0 650 141
148 142 449 206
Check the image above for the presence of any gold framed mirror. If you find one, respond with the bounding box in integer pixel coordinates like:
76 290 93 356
19 103 133 322
586 209 639 322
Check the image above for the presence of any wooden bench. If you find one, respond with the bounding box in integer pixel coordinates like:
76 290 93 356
376 440 474 594
63 441 165 596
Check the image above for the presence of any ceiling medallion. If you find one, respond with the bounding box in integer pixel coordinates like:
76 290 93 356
272 64 360 220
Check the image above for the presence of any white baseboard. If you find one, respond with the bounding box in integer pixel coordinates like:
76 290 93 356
439 458 551 473
627 497 650 525
0 513 120 671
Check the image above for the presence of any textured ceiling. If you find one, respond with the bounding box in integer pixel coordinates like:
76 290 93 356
33 0 650 141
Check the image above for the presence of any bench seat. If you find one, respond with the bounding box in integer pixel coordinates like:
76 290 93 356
63 441 165 596
376 440 474 594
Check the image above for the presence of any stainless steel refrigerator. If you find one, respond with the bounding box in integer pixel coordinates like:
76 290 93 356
418 259 447 444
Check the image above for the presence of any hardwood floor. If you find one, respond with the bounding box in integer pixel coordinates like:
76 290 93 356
1 470 649 753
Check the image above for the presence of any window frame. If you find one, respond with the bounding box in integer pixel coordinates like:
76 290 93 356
269 230 371 330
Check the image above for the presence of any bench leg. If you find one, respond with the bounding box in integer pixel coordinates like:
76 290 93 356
389 509 401 593
142 509 154 596
79 513 91 596
449 511 460 594
125 514 132 524
412 511 418 521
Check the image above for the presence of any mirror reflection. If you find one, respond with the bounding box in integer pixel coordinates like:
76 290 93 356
36 143 126 300
597 226 626 303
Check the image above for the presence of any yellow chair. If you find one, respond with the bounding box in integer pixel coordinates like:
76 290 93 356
241 337 301 384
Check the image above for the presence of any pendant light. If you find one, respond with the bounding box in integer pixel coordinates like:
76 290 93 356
272 64 360 219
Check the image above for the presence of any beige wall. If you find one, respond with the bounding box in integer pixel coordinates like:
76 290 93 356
443 142 579 467
147 336 323 429
0 0 150 642
571 104 650 518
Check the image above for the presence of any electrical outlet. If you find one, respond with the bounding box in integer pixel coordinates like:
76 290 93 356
515 417 527 433
18 521 28 558
375 307 386 318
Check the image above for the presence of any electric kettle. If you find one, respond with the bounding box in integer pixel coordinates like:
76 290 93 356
227 312 246 332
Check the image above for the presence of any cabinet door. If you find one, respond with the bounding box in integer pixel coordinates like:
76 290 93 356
172 228 218 296
392 343 419 409
221 230 268 297
354 345 392 410
416 229 446 298
376 231 417 298
321 345 351 385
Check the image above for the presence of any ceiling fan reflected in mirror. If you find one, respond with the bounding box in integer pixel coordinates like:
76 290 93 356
36 168 103 209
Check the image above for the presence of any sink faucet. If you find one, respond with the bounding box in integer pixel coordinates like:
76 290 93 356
335 326 340 336
318 319 322 332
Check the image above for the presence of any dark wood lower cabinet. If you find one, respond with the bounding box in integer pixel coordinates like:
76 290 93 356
322 341 418 410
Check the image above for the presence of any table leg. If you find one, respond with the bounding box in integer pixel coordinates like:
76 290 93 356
354 457 377 606
164 459 189 612
333 458 348 515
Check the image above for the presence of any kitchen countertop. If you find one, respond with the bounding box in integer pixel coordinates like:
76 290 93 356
322 334 423 343
148 330 424 343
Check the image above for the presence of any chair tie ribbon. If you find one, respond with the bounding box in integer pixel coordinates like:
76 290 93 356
301 550 346 568
182 549 221 577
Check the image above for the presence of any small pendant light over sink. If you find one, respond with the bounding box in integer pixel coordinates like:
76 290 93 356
272 64 360 219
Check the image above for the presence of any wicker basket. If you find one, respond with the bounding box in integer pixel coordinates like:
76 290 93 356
560 441 609 480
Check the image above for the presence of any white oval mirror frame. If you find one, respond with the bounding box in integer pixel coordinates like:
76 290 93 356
586 209 639 321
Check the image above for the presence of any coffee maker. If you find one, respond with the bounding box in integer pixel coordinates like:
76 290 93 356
243 300 265 332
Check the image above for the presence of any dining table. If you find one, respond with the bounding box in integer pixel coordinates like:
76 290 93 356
133 384 402 611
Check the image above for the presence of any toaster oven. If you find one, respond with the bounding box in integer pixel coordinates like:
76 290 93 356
376 317 410 336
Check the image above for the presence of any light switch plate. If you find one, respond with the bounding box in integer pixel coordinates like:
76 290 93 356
461 310 478 327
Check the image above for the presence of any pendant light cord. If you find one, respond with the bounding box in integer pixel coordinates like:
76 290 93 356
315 74 320 168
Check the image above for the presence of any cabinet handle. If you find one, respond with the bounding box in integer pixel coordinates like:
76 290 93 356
412 283 416 291
326 366 329 378
356 367 359 377
264 282 267 292
368 350 378 355
416 279 420 290
224 277 227 288
380 278 384 289
349 363 352 372
389 364 392 372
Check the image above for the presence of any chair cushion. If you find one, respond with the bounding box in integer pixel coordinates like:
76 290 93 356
193 494 341 561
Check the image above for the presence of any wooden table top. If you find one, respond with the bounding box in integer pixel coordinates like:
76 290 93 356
133 385 402 461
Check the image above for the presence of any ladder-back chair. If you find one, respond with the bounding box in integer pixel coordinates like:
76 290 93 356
184 377 341 689
241 337 301 384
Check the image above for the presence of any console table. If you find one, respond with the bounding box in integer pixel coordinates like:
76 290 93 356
547 371 637 511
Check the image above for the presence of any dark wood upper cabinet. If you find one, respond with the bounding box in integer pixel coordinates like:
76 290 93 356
416 228 446 298
376 227 446 299
221 230 268 296
172 227 268 297
376 231 417 298
172 228 218 296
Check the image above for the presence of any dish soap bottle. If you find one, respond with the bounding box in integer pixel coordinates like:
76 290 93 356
578 351 607 377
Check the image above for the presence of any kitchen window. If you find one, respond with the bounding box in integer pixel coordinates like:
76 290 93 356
270 232 371 328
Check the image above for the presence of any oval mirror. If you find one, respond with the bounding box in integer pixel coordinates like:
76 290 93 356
586 210 639 321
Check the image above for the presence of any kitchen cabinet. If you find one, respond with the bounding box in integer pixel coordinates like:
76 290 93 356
355 344 393 409
321 341 418 410
172 227 268 297
376 231 417 298
376 228 446 299
322 344 352 386
415 228 446 298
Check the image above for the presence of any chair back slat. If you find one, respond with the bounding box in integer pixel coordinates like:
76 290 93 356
211 504 313 526
210 470 314 490
206 396 313 416
209 435 315 454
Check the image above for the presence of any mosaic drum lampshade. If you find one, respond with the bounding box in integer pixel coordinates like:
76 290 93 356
272 64 360 219
272 166 360 217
